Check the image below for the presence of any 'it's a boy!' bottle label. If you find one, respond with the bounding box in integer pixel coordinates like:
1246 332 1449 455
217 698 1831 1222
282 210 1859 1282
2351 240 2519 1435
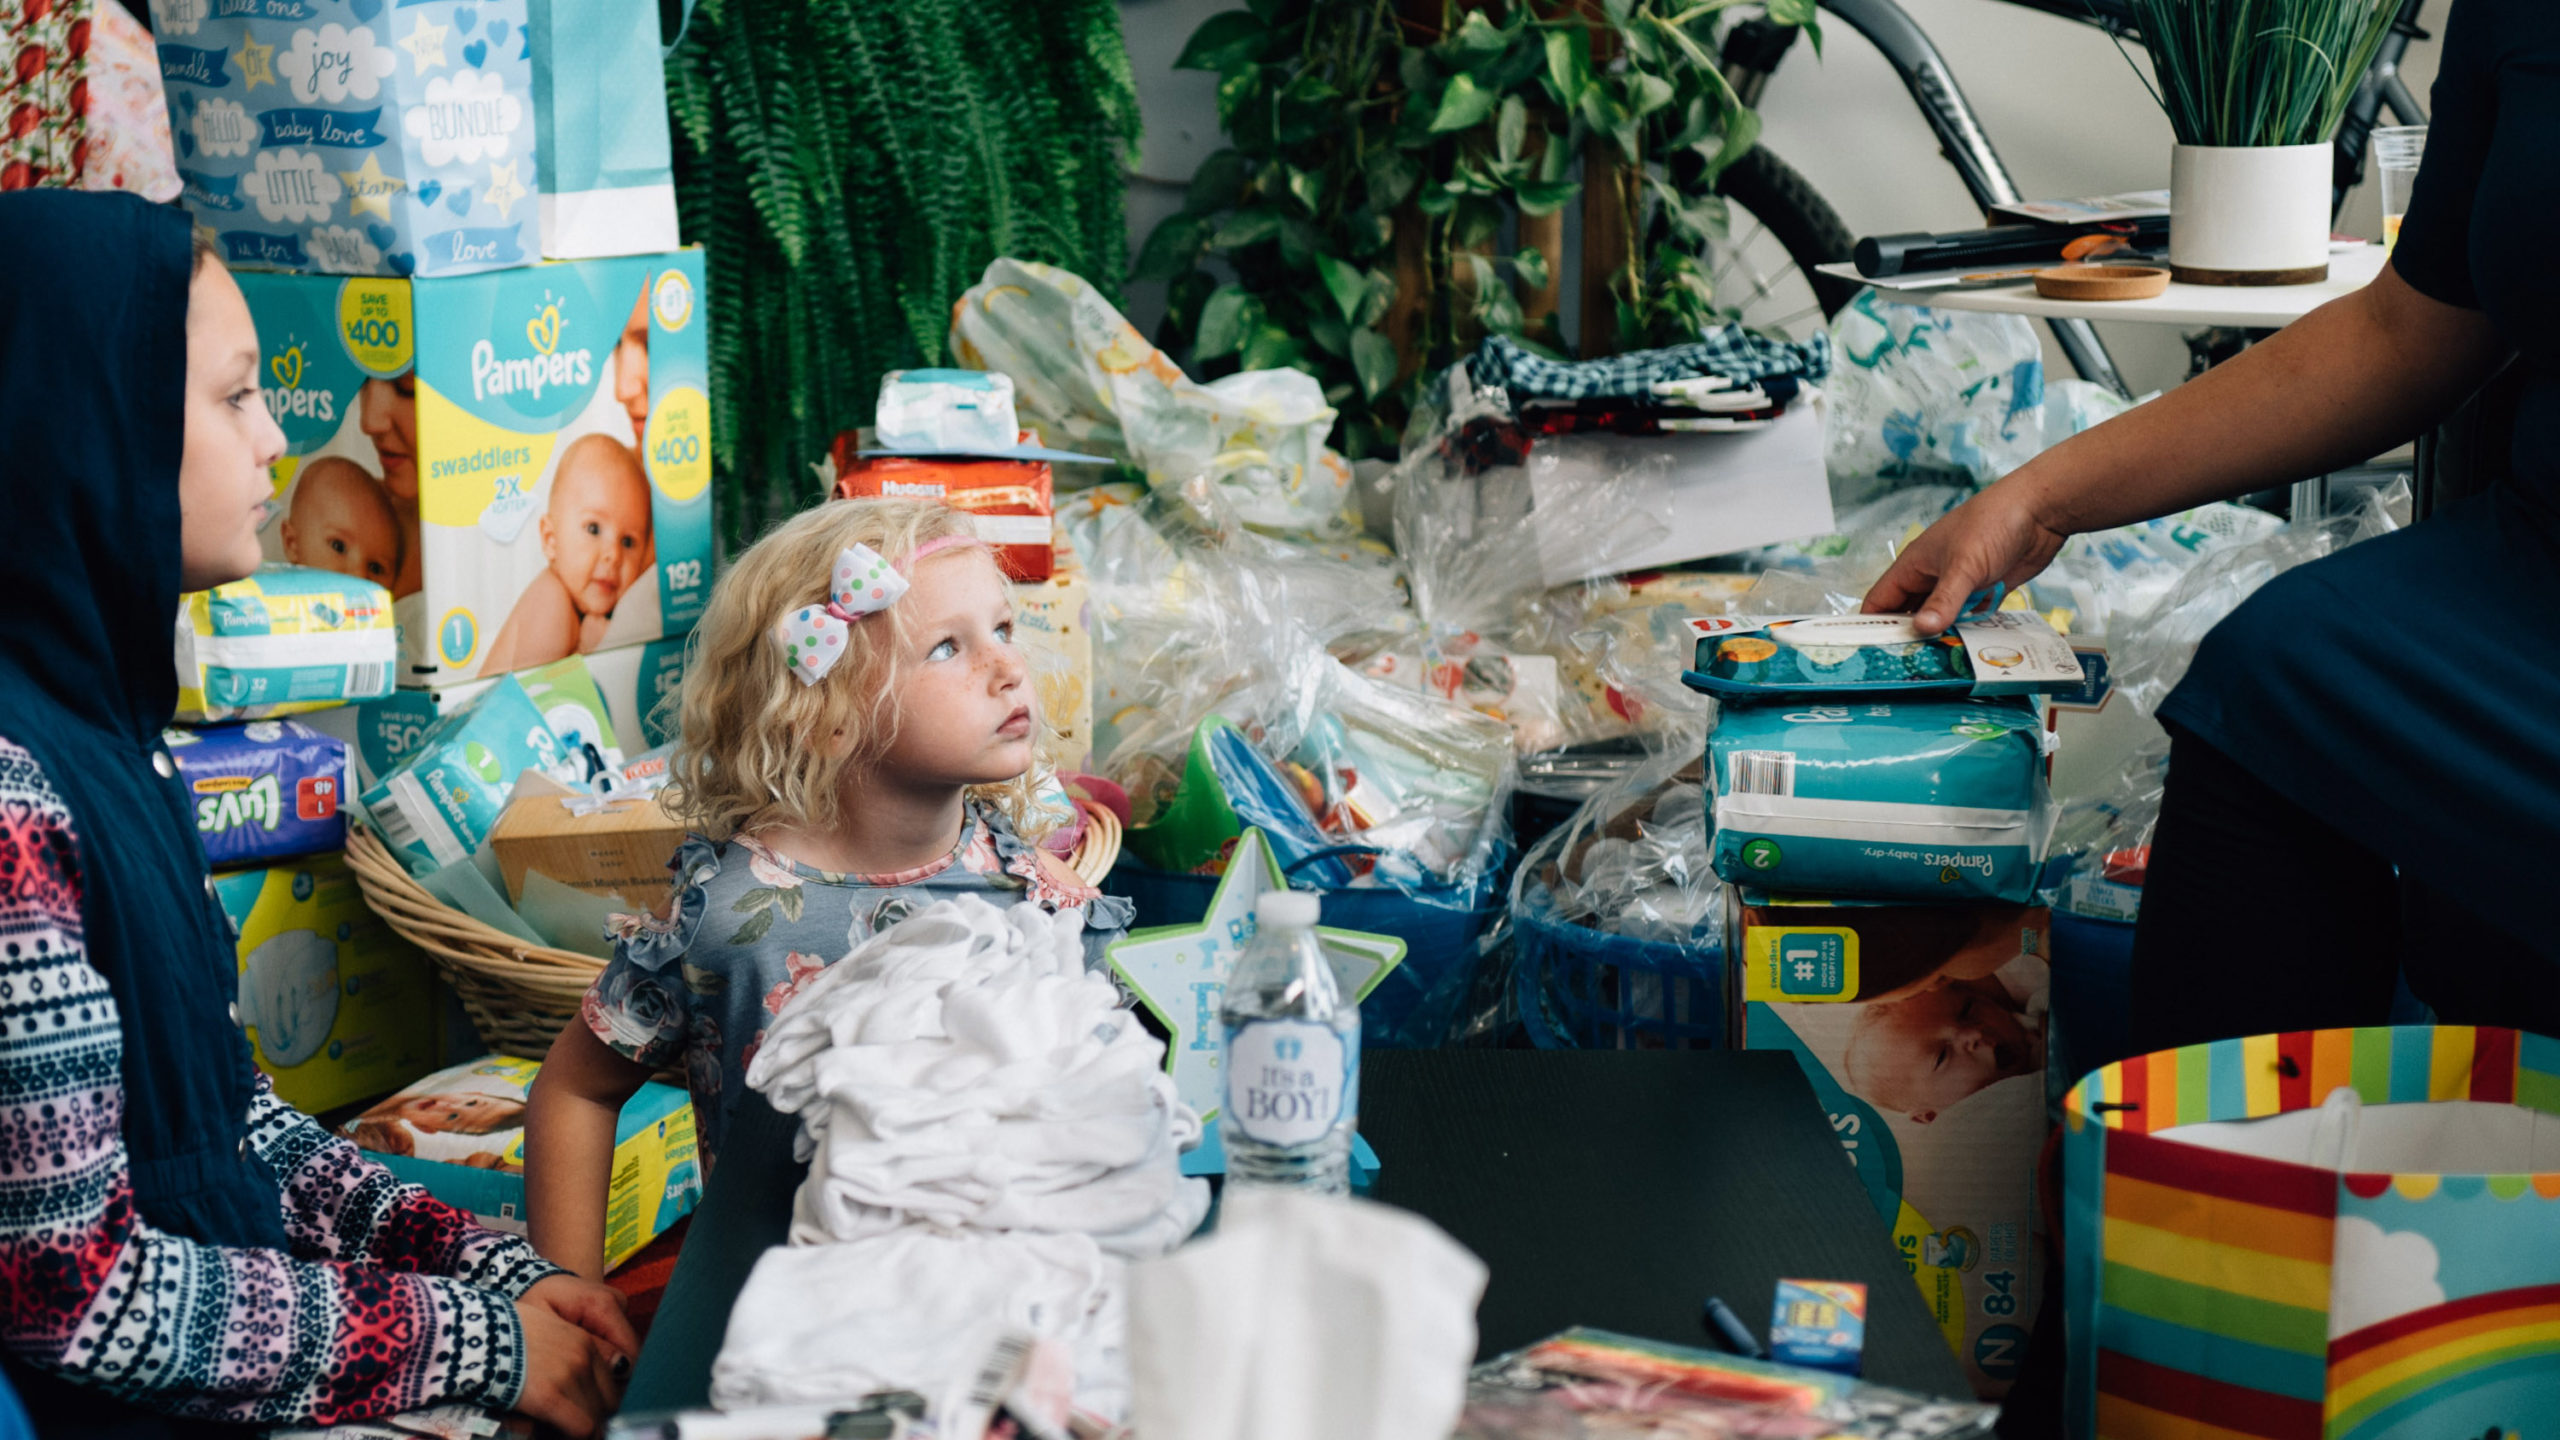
1224 1020 1349 1147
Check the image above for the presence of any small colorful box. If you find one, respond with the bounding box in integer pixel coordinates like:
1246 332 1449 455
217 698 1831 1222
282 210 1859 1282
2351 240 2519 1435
1769 1279 1867 1376
149 0 539 276
345 1054 698 1271
306 636 685 790
358 673 561 872
214 851 438 1112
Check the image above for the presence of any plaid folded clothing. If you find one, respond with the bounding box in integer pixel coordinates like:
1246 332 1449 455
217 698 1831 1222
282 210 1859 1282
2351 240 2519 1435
1467 329 1831 404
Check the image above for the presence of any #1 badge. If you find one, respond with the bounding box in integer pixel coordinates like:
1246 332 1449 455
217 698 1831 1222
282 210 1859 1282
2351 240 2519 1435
235 251 712 686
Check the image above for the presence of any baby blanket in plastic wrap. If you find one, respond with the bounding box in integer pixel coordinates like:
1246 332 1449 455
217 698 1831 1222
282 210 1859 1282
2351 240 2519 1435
174 564 396 722
1708 696 2052 903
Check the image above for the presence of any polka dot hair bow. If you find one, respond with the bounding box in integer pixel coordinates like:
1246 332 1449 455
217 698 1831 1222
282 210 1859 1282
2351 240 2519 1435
773 544 908 684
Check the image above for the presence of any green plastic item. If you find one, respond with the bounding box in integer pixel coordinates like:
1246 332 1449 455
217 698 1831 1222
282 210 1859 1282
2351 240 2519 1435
1123 717 1247 875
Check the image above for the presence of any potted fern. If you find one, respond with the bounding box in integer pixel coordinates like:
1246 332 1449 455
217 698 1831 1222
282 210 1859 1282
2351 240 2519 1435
2119 0 2397 285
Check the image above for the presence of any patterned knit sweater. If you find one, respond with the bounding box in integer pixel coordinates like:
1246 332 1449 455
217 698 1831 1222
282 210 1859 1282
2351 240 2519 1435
0 736 562 1426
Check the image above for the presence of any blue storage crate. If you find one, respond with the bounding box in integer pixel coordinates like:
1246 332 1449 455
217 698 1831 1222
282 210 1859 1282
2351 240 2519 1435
1103 847 1503 1048
1515 872 1728 1050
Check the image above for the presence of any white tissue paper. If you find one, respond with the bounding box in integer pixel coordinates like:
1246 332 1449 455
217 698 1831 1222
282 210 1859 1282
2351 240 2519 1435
1129 1189 1488 1440
710 1227 1129 1416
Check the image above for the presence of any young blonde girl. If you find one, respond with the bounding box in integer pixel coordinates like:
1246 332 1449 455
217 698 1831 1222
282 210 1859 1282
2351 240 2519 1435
522 498 1128 1279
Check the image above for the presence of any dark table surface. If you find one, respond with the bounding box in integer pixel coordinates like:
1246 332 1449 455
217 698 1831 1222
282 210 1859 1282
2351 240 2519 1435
623 1047 1967 1414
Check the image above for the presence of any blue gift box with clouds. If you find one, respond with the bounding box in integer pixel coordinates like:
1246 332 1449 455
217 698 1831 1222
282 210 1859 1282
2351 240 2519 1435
148 0 539 278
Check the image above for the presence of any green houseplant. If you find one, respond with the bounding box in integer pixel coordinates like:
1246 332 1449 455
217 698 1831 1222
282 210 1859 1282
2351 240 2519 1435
665 0 1142 547
1137 0 1814 462
2115 0 2398 284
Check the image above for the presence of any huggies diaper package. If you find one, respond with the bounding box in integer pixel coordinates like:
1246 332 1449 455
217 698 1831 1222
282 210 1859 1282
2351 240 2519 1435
214 853 438 1113
307 636 685 789
1708 696 2053 904
1684 611 2081 700
359 673 564 872
148 0 539 277
167 720 348 870
1732 893 2051 1397
175 564 397 722
232 252 711 687
343 1055 699 1270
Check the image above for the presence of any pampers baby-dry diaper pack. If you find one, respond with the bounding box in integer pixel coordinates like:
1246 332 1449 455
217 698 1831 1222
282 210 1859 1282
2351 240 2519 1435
214 853 438 1112
360 673 563 872
232 253 711 685
167 719 348 869
175 564 397 722
1684 611 2082 700
1709 696 2053 904
148 0 538 277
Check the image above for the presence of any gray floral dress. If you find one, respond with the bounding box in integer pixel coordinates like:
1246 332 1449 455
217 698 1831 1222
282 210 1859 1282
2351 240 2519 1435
579 800 1132 1164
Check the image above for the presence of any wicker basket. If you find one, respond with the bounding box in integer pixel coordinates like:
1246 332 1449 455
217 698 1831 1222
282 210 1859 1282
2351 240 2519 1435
345 800 1126 1062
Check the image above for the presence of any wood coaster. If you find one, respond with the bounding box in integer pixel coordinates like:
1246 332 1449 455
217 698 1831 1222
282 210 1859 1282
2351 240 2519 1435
2168 262 2329 287
2033 265 2171 301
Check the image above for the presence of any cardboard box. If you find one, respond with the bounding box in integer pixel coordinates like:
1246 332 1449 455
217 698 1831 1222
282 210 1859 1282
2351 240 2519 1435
1015 531 1091 774
233 253 712 685
308 637 687 790
345 1055 698 1271
1733 893 2050 1398
149 0 539 276
487 772 684 905
215 852 438 1113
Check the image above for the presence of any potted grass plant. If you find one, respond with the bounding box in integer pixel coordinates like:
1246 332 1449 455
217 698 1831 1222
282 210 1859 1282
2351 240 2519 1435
2118 0 2398 284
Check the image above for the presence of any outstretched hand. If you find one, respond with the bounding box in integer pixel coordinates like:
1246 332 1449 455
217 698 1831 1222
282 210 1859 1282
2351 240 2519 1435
1861 483 2070 634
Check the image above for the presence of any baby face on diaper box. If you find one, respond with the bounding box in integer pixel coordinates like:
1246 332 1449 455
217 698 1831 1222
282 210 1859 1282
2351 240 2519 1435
237 250 711 684
149 0 537 277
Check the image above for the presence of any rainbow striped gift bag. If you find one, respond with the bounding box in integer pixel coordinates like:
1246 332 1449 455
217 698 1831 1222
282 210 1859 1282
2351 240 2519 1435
2064 1026 2560 1440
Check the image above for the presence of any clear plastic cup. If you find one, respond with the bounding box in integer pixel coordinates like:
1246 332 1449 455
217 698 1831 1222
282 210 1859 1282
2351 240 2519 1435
2373 126 2427 251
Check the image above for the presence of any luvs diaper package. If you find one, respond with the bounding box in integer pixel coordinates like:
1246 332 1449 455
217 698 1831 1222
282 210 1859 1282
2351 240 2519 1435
149 0 537 277
1708 696 2053 904
1733 894 2052 1397
1683 611 2082 700
233 253 711 685
215 852 439 1112
175 563 397 722
359 673 563 872
167 719 348 869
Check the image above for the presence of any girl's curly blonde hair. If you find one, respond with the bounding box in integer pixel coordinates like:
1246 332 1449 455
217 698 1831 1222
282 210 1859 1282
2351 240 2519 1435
659 498 1054 844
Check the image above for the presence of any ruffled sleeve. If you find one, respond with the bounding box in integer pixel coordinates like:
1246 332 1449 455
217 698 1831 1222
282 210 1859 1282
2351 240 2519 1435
983 804 1133 964
584 837 723 1068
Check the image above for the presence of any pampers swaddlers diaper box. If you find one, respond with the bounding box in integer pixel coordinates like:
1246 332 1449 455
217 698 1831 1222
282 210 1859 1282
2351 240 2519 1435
214 852 438 1113
1708 695 2054 904
343 1056 698 1270
148 0 538 277
1734 894 2052 1398
233 252 712 686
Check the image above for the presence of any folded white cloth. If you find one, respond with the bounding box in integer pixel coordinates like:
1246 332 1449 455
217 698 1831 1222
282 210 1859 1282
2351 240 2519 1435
710 1228 1129 1418
746 898 1207 1256
717 897 1209 1419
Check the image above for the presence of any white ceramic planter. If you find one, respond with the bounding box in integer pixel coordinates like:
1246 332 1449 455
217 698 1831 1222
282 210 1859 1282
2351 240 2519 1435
2168 143 2331 285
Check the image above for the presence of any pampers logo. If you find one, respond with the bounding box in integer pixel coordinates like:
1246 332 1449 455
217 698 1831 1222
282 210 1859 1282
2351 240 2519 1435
470 294 593 403
262 341 336 423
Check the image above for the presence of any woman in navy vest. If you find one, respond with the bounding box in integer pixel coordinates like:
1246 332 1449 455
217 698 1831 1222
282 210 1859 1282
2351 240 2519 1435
0 192 634 1438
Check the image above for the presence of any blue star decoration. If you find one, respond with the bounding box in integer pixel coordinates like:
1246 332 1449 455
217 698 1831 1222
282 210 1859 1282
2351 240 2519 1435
1105 828 1403 1134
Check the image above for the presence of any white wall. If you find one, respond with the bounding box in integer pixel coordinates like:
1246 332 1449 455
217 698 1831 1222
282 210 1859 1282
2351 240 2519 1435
1115 0 2443 397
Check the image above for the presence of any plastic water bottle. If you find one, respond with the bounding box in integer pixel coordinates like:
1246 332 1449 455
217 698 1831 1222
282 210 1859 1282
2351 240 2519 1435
1220 890 1358 1193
